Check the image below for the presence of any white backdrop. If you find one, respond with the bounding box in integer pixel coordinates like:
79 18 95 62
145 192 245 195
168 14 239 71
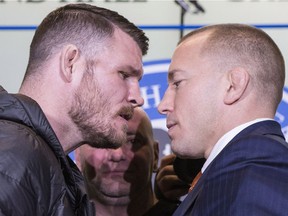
1 0 288 93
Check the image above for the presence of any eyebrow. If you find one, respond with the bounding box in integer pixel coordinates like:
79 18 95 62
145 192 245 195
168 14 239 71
168 69 182 82
124 65 143 80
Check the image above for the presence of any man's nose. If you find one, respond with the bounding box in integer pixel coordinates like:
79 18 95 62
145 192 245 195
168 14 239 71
128 80 144 107
158 89 173 115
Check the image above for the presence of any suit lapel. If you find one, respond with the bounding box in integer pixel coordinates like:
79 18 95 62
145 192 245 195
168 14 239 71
173 172 206 215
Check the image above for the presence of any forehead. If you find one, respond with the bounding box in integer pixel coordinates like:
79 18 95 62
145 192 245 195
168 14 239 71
168 34 209 81
112 28 143 69
176 32 210 58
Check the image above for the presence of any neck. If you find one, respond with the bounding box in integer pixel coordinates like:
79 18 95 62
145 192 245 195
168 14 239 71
19 83 81 154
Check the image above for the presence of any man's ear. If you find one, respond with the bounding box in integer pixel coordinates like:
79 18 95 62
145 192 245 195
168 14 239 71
153 140 159 172
224 67 250 105
60 44 80 83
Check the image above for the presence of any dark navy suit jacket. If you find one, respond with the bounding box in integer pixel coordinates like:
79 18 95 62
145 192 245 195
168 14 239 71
173 120 288 216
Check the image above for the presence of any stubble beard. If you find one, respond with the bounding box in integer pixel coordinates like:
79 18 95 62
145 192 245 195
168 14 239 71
68 68 127 149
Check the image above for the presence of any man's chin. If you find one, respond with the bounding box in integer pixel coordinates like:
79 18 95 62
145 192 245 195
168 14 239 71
96 135 126 149
89 140 122 149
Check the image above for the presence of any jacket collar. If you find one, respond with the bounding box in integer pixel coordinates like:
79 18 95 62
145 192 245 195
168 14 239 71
0 85 77 187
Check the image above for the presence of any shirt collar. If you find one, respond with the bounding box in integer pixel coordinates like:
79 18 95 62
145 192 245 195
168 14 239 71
201 118 274 173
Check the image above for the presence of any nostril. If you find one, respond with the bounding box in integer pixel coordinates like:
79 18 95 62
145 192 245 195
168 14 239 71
130 99 137 105
157 102 167 115
130 97 144 107
138 97 144 106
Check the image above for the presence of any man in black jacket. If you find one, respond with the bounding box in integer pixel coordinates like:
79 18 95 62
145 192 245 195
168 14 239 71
0 3 148 215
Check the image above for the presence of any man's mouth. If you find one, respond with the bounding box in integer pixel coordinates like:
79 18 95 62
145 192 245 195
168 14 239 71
120 113 132 121
166 122 176 130
118 107 134 121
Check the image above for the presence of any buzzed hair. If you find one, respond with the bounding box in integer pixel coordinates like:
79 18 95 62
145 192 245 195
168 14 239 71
180 24 285 108
24 3 149 80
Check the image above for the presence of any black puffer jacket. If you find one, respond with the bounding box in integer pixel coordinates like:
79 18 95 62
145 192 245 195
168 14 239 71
0 86 95 216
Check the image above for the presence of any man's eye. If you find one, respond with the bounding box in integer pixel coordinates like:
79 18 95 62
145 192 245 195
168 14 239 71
128 138 134 144
131 139 139 145
127 139 137 146
120 72 129 79
130 138 144 150
173 80 181 88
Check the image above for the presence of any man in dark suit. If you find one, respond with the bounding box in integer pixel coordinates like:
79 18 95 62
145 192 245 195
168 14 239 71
157 23 288 215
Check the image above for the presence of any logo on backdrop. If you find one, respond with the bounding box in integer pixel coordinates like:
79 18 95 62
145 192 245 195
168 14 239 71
140 59 172 161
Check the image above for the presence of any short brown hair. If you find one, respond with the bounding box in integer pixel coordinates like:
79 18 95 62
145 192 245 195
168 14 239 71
24 3 149 78
181 24 285 107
